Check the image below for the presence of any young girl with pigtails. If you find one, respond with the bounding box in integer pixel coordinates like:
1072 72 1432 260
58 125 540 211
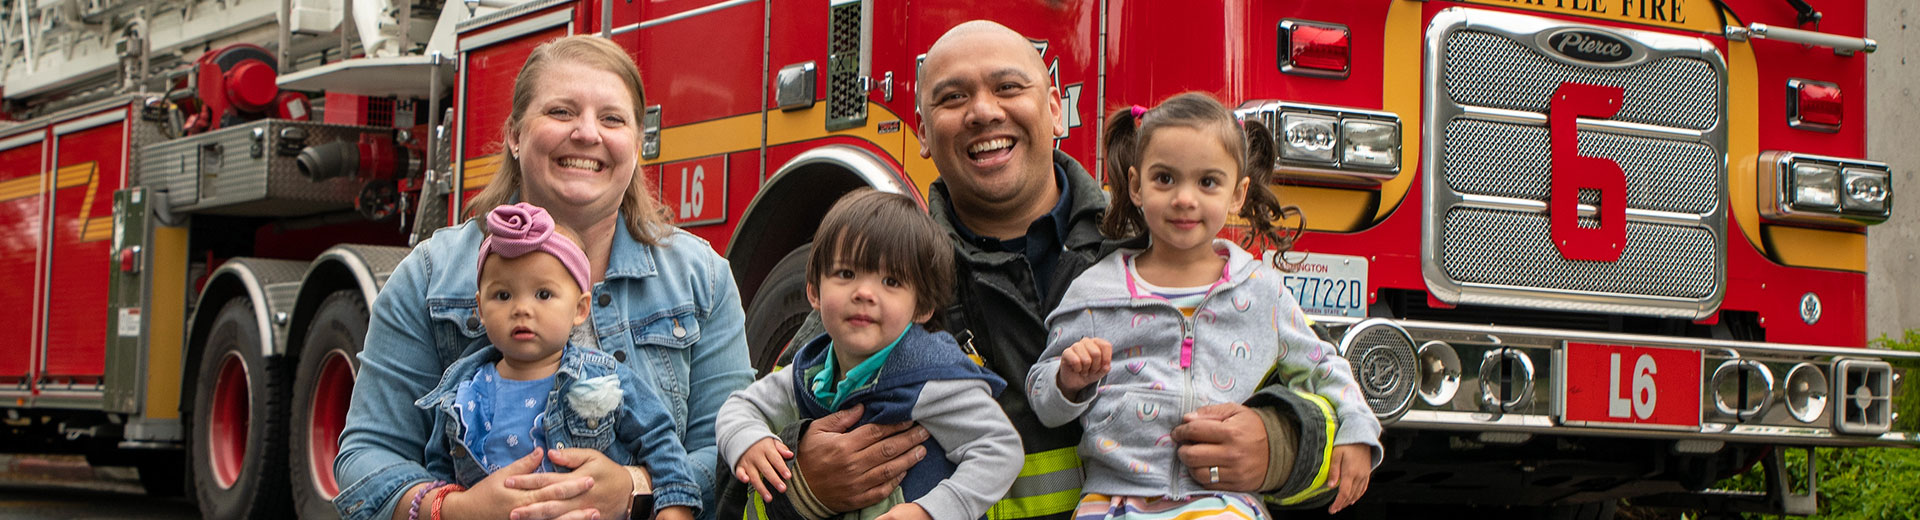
1026 92 1383 519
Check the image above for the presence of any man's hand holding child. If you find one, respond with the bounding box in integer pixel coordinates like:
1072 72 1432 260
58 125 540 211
1057 337 1113 395
734 437 794 498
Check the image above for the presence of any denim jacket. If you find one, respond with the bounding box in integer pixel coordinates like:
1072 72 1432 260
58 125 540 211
419 342 701 513
335 218 754 520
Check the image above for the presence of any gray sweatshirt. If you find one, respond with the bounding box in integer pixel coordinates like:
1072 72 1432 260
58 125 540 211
1027 240 1383 500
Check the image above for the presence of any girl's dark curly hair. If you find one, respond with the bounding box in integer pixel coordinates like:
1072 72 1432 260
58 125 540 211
1100 92 1304 270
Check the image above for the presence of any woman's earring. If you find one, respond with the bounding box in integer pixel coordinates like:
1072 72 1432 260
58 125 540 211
509 147 519 160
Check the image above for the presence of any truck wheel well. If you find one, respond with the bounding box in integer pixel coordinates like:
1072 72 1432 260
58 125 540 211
728 145 908 303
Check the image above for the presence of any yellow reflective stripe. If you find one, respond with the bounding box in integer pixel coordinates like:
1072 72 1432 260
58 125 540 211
987 488 1081 519
1275 392 1338 505
987 447 1083 518
1018 446 1079 478
746 491 767 520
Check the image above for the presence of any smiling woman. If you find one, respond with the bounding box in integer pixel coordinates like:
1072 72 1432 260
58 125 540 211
332 35 754 520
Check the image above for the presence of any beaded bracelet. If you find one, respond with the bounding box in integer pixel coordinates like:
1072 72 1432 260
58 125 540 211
428 483 467 520
407 481 448 520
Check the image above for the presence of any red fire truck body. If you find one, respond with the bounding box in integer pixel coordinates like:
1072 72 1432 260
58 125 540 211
0 0 1908 518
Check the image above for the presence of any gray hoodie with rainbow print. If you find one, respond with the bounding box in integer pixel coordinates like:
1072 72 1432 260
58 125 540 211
1026 239 1382 500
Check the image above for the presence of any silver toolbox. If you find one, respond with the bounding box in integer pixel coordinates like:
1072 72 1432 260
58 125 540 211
137 119 394 217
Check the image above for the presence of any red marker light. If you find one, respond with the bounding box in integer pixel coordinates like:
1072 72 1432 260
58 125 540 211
1281 20 1350 78
1789 79 1842 131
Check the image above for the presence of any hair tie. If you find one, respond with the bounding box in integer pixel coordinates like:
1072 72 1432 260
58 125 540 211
1130 105 1147 120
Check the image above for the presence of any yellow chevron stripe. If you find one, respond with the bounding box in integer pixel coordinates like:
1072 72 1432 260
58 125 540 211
79 216 112 242
64 163 102 239
0 175 41 201
463 154 503 190
54 163 93 188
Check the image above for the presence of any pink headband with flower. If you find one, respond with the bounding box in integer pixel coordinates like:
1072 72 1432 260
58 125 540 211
477 203 591 293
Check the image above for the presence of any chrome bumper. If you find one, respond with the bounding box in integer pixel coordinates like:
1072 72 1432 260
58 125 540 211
1319 316 1920 448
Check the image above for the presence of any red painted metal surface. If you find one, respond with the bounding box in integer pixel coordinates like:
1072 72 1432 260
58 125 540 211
42 113 125 378
0 133 44 382
1562 342 1703 428
1549 82 1628 262
623 0 762 128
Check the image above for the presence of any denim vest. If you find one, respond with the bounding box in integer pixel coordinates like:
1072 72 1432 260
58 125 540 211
334 219 754 520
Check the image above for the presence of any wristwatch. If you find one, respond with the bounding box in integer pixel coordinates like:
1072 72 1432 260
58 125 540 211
626 466 654 519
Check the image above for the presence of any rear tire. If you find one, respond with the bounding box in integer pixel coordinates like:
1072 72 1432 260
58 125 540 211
289 291 367 519
188 298 293 520
743 244 812 375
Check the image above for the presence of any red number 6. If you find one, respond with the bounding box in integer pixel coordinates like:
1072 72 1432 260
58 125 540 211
1550 82 1627 262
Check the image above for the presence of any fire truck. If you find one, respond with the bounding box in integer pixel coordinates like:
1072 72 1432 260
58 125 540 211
0 0 1909 518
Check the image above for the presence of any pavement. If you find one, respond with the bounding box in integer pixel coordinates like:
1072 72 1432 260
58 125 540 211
0 454 198 519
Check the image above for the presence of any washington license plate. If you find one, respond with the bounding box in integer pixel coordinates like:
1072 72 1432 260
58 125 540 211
1559 342 1702 429
1274 252 1368 318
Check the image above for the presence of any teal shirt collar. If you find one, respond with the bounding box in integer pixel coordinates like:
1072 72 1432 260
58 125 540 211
810 328 910 410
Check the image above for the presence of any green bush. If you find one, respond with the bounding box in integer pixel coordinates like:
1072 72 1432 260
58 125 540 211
1709 330 1920 518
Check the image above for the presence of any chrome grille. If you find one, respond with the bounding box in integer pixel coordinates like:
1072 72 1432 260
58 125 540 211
1444 30 1720 131
1444 119 1721 214
1443 208 1717 298
1422 9 1727 319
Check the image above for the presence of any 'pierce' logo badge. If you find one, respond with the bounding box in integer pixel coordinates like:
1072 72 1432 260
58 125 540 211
1542 28 1640 66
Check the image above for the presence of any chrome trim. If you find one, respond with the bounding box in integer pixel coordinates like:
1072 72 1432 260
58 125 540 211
1417 340 1462 407
776 62 818 111
725 145 907 259
642 106 662 160
1756 151 1892 225
0 131 45 151
1338 319 1418 421
1422 8 1728 319
1478 348 1534 413
1456 105 1705 141
1748 22 1877 55
1784 363 1829 423
1238 100 1401 182
1396 410 1919 447
455 0 573 35
1309 318 1919 446
1454 193 1706 227
1785 78 1841 133
1710 359 1775 421
1278 19 1350 79
458 8 573 52
1833 359 1893 435
52 110 127 136
608 0 758 35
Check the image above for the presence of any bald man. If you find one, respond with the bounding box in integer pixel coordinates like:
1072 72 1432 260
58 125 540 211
734 21 1341 520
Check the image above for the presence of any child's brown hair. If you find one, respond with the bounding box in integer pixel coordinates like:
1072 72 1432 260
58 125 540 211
1101 92 1304 270
807 189 955 328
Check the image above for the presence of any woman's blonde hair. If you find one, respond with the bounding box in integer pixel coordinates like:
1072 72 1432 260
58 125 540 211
465 35 672 245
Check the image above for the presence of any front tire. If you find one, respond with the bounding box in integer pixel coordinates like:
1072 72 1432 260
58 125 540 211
189 298 293 519
743 244 812 375
289 291 367 519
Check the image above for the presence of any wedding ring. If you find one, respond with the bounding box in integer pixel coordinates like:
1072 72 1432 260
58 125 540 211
1208 466 1220 484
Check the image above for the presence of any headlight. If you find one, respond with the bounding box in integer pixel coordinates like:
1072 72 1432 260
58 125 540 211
1841 168 1890 213
1757 152 1892 225
1790 163 1839 209
1341 119 1399 169
1280 113 1338 163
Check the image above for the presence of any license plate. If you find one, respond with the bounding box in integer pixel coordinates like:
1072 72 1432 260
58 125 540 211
1273 252 1368 318
1559 342 1702 429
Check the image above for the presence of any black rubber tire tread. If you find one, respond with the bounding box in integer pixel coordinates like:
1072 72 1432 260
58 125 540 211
289 290 368 520
743 243 813 376
188 298 295 519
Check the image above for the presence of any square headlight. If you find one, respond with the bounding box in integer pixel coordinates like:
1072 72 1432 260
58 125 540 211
1280 112 1338 163
1841 168 1890 214
1789 162 1840 210
1341 119 1399 169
